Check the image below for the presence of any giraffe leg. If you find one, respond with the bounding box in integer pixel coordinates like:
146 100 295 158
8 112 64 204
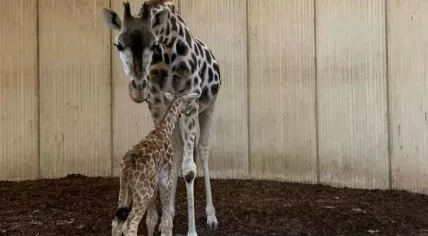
159 162 173 236
121 190 139 236
123 170 156 236
145 193 158 236
198 104 219 230
179 114 198 236
123 187 154 236
169 125 183 219
112 167 133 236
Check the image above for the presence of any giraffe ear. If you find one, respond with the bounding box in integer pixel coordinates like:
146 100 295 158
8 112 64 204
164 92 175 102
182 93 199 102
152 9 170 31
103 8 122 31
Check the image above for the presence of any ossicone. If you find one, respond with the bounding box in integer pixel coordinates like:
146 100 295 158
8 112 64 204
123 1 132 21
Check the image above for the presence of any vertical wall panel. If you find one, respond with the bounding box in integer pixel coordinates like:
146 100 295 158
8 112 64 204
180 0 249 178
39 0 111 178
248 0 317 182
111 0 154 176
0 0 38 180
388 0 428 194
317 0 389 189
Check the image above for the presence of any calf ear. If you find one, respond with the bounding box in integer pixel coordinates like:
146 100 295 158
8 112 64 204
182 93 199 102
164 92 175 102
103 8 122 31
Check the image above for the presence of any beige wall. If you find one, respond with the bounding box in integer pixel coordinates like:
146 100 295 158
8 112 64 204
316 0 389 189
388 0 428 193
247 0 317 183
0 0 38 180
38 0 112 178
179 0 249 179
1 0 428 194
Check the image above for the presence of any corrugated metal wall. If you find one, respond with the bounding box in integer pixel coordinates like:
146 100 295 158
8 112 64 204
388 0 428 193
180 0 250 179
0 0 39 180
247 0 317 183
1 0 428 194
38 0 112 178
316 0 389 189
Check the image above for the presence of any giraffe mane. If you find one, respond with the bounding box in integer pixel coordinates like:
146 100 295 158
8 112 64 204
138 0 175 17
144 0 171 6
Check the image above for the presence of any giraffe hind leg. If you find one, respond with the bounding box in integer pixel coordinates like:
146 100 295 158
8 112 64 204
122 167 157 236
146 188 158 236
145 199 158 236
123 186 155 236
112 169 134 236
159 162 174 236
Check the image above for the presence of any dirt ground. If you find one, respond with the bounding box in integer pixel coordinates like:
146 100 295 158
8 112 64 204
1 175 428 236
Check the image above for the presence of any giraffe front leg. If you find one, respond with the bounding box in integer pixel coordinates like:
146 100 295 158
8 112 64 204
180 115 198 236
198 105 218 230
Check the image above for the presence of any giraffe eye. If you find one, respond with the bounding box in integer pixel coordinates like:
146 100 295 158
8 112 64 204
114 42 124 51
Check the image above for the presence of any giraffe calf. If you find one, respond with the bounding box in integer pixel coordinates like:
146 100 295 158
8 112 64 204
112 92 199 236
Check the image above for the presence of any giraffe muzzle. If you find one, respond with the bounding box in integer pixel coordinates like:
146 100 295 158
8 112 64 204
131 79 147 91
128 79 148 103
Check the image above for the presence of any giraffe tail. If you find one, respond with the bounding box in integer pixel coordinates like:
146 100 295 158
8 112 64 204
112 189 132 235
115 206 130 222
114 170 133 222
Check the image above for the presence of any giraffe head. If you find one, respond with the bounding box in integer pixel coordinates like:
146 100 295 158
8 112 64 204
103 1 170 103
164 92 199 115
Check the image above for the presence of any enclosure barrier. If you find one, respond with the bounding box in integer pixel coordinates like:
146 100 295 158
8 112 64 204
1 0 427 195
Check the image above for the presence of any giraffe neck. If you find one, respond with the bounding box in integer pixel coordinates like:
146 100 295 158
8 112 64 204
156 97 182 135
150 4 193 51
144 3 197 112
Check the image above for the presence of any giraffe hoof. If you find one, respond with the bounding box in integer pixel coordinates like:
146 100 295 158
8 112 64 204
206 221 218 230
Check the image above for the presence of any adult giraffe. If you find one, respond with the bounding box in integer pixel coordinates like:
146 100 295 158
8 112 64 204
103 1 221 235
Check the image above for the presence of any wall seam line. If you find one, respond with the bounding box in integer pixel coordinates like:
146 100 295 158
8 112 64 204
313 0 320 184
384 0 392 190
177 0 181 15
36 0 41 180
245 0 252 177
109 0 114 177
